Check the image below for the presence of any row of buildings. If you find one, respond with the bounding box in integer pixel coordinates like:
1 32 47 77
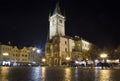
0 43 43 66
0 3 98 67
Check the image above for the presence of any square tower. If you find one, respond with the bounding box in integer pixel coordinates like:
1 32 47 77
49 3 65 39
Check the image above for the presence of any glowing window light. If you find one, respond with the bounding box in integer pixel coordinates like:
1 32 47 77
3 53 9 56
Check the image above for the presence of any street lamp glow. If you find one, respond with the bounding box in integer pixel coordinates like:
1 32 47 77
66 57 70 61
3 53 9 56
32 48 36 51
100 53 108 58
42 58 46 62
37 49 41 53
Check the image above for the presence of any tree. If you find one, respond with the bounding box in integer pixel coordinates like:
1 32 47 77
81 50 90 60
89 45 99 61
80 45 100 61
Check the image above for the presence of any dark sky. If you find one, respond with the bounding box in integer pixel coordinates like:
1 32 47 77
0 0 120 49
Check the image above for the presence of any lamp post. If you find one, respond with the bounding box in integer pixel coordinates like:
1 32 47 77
100 53 108 69
66 57 70 66
32 47 41 65
42 58 46 66
100 53 108 63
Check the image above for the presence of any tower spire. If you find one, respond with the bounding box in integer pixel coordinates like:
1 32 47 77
53 2 61 15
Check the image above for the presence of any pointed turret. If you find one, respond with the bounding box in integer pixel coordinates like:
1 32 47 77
53 2 62 15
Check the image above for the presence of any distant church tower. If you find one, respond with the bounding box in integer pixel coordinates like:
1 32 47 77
49 2 65 39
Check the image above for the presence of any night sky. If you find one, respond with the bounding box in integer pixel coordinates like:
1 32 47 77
0 0 120 49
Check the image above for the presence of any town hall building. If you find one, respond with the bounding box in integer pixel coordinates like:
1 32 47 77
45 3 92 66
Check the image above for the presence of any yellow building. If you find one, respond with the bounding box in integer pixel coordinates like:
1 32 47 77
0 44 12 66
0 44 42 66
11 46 19 63
19 47 29 63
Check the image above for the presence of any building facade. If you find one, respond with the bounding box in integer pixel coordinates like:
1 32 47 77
45 3 92 66
0 44 43 66
0 44 12 66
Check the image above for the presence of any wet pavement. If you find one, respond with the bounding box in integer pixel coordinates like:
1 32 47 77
0 66 120 81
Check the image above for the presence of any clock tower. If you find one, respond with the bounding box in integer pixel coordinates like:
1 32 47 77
49 2 65 39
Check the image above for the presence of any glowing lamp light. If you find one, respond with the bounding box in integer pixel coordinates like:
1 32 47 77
3 53 9 56
42 58 46 62
100 53 108 58
75 61 79 64
32 48 36 51
66 57 70 61
116 59 119 63
37 49 41 53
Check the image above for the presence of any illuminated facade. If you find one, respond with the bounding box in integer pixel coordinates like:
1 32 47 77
49 2 65 39
45 3 92 66
0 44 42 66
11 46 20 63
0 44 12 66
19 47 29 63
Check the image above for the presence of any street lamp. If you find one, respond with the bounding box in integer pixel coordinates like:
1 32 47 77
100 53 107 58
42 58 46 66
42 58 46 62
66 57 70 66
66 57 70 61
100 53 108 63
36 49 41 53
32 47 37 51
42 58 46 65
